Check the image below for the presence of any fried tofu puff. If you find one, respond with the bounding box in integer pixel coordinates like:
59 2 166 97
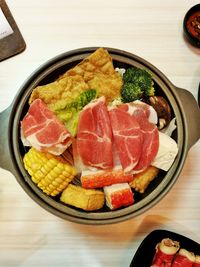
129 166 159 193
61 48 123 103
29 48 123 106
60 184 105 211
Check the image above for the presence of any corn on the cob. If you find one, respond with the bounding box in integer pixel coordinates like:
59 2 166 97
129 166 159 193
23 148 77 196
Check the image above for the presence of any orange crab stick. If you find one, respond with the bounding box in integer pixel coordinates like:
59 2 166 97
104 183 134 210
81 169 133 189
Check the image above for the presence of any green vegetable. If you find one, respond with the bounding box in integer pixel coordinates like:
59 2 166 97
66 89 96 111
51 89 96 136
52 89 96 112
121 67 155 102
121 82 143 103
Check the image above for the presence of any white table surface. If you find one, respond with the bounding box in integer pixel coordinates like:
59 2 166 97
0 1 200 266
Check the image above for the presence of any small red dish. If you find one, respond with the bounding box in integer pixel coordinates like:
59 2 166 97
183 4 200 47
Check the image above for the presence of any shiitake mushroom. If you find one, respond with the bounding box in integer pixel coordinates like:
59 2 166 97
148 96 171 129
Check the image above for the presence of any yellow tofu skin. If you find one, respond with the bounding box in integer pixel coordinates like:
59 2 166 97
29 48 123 106
129 166 159 193
60 184 105 211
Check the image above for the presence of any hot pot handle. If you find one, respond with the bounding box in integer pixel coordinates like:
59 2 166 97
0 105 13 171
175 87 200 150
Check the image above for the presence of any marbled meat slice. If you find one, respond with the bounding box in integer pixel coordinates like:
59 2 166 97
120 102 159 172
109 107 143 173
134 115 159 172
21 99 72 155
76 96 113 169
119 100 158 124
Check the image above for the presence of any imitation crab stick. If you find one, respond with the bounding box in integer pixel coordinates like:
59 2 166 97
81 169 133 189
103 183 134 210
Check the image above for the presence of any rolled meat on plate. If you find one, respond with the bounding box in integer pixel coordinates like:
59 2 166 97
194 255 200 267
171 248 195 267
151 238 180 267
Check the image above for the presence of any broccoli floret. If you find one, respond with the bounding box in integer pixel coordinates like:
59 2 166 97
123 67 139 83
121 67 155 102
121 82 143 103
145 82 155 98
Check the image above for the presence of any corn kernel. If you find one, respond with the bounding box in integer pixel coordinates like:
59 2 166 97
23 147 77 196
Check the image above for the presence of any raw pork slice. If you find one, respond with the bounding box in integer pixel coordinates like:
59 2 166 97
72 138 88 173
119 101 159 172
21 99 72 155
109 106 143 172
133 113 159 172
119 100 158 124
76 96 113 169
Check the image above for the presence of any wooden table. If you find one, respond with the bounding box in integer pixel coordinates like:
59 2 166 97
0 1 200 266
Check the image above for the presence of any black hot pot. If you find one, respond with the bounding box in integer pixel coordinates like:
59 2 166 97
0 47 199 224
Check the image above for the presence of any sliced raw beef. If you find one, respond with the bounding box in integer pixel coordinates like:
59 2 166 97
133 115 159 172
118 101 159 172
21 99 72 155
109 107 143 173
76 96 113 169
119 100 158 124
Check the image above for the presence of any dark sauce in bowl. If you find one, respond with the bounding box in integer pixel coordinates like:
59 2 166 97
186 11 200 41
183 4 200 47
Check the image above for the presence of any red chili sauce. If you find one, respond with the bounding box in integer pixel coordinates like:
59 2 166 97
186 11 200 41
